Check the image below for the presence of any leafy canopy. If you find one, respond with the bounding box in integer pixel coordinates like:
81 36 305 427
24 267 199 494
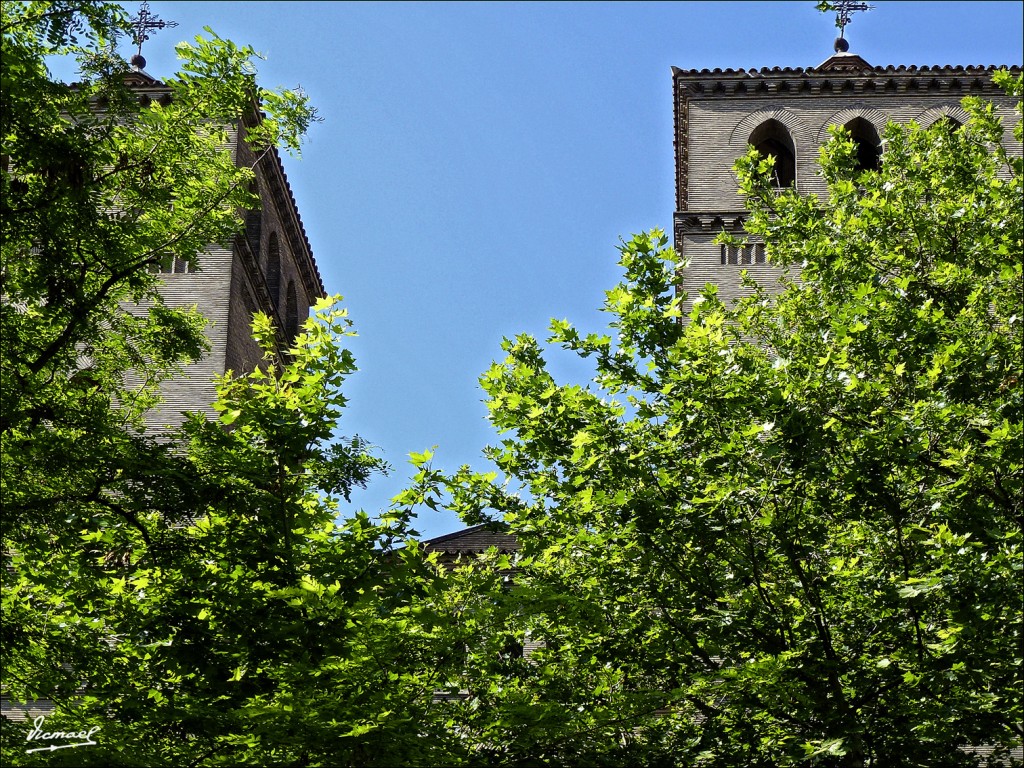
1 4 450 766
409 72 1023 766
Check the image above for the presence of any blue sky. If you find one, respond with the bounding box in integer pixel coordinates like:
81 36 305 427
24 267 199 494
80 2 1024 539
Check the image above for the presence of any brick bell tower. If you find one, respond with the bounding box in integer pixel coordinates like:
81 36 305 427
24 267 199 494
121 3 325 432
671 6 1020 311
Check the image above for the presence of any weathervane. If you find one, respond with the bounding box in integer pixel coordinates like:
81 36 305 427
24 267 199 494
818 0 874 52
128 1 178 69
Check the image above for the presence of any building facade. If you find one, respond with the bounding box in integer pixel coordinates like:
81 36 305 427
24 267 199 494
672 50 1021 310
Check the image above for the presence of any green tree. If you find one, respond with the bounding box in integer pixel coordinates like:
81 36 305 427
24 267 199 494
1 0 315 531
414 73 1022 766
1 0 313 556
6 299 457 767
2 4 453 766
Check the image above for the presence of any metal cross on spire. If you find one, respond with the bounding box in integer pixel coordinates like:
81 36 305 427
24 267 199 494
128 1 178 69
819 0 874 52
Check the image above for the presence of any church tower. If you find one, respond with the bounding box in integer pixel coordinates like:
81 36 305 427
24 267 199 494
120 67 325 431
104 3 326 431
672 24 1020 308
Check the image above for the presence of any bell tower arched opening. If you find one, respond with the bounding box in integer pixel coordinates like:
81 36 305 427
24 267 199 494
844 117 881 172
749 119 797 188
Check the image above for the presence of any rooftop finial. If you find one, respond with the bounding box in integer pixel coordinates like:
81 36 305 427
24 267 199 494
128 1 178 70
817 0 874 52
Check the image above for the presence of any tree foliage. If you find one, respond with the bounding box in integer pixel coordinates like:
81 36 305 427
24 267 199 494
3 3 1021 766
2 0 316 548
1 4 450 766
416 73 1023 766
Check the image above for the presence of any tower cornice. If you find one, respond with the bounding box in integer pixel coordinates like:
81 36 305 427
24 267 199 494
672 63 1020 99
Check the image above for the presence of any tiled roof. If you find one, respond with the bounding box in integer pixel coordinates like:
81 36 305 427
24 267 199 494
670 61 1020 104
421 523 520 555
672 63 1020 77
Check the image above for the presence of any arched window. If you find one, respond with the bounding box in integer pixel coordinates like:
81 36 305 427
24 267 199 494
244 179 262 257
748 119 796 188
266 232 281 304
284 280 299 342
933 115 963 132
844 117 881 173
